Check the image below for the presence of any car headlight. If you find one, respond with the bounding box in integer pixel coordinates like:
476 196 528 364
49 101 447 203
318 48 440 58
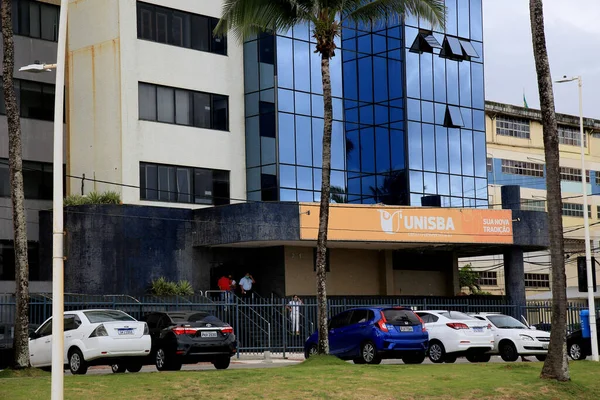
520 334 534 341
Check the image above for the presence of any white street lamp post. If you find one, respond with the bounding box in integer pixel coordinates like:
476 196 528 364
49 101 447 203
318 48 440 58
556 75 599 362
19 0 69 397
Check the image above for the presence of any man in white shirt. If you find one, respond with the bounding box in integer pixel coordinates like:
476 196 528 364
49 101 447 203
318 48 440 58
239 272 255 299
286 295 303 335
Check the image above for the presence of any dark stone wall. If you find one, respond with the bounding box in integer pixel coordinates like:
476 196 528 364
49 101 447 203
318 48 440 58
193 202 300 246
39 205 197 295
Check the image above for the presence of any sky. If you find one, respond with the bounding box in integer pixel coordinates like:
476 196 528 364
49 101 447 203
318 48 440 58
483 0 600 119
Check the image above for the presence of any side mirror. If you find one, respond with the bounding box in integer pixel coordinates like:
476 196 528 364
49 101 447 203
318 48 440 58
530 326 537 331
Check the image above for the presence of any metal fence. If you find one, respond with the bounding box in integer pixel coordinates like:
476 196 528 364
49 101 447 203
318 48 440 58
0 293 596 357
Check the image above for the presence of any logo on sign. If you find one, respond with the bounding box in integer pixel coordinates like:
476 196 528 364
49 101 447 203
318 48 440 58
378 210 456 234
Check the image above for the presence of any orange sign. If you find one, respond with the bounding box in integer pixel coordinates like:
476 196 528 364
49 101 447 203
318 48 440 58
299 203 513 244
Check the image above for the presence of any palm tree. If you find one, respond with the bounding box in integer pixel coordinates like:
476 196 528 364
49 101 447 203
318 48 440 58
217 0 445 354
529 0 569 381
1 1 30 369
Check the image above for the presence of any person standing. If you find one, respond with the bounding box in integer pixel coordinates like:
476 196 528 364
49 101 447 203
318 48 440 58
228 275 237 303
286 295 303 335
217 274 231 302
239 272 255 299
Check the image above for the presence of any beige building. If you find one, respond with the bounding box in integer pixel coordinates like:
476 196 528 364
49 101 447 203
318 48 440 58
461 101 600 298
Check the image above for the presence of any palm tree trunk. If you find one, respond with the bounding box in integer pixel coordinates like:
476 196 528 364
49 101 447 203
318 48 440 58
1 0 30 370
529 0 569 381
316 52 333 355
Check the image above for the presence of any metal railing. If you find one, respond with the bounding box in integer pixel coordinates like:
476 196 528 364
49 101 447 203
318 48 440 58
0 293 596 354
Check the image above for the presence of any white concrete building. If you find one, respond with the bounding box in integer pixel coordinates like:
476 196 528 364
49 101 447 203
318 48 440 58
66 0 246 208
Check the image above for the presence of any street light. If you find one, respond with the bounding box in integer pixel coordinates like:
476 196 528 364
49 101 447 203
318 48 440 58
556 75 599 362
19 0 69 398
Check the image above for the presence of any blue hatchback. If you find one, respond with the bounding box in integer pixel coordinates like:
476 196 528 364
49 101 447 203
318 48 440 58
304 307 429 364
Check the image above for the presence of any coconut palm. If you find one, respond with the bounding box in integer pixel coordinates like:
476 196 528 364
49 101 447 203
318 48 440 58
216 0 445 354
1 1 30 368
529 0 569 381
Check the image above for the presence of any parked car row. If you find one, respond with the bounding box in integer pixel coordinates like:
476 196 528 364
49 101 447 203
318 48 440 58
304 307 551 364
26 309 237 374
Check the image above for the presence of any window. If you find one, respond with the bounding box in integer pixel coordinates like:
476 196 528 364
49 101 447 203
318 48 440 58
64 315 82 331
444 106 464 127
562 203 591 218
409 30 442 54
138 83 229 131
477 271 498 286
36 319 53 338
0 77 56 121
487 157 493 173
560 167 590 183
83 310 136 323
439 35 478 61
136 2 226 55
313 248 331 272
0 240 41 281
140 162 230 206
496 116 530 139
349 310 369 325
11 0 59 41
501 159 544 177
558 125 586 147
524 273 550 288
0 158 54 200
521 200 545 212
329 311 351 329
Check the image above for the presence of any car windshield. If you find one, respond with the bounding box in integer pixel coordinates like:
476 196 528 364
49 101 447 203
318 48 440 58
382 309 421 326
487 315 528 329
438 311 475 320
84 310 136 323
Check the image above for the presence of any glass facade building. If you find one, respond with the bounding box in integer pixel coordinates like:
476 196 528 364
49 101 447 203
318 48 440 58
244 0 487 207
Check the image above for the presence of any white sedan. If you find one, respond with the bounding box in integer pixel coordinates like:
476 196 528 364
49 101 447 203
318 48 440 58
470 313 550 362
416 310 494 363
29 309 151 374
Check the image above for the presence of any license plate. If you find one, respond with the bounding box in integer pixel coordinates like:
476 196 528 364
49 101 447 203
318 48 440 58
117 329 134 335
473 327 484 332
542 343 549 350
400 326 413 332
201 331 218 338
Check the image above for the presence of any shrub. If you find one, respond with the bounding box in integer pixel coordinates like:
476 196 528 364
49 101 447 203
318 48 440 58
150 277 194 296
64 190 121 206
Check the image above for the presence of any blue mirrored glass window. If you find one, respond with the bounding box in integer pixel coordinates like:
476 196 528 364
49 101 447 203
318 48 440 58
422 124 436 172
448 128 462 175
280 164 296 188
278 113 295 164
276 37 293 89
408 122 422 170
294 41 310 92
461 129 474 175
295 116 312 166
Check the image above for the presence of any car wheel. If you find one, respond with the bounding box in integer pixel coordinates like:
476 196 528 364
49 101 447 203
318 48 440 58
111 364 126 373
403 352 426 365
359 341 380 364
444 355 457 363
428 341 446 364
499 341 519 362
126 362 143 373
305 344 318 359
68 348 88 375
156 347 180 371
213 356 231 370
569 342 586 361
535 355 547 362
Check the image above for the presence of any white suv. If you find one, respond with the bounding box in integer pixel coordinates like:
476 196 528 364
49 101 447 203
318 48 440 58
415 310 494 363
470 313 550 362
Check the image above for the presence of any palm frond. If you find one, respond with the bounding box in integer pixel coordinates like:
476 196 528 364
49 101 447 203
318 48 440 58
215 0 315 42
343 0 445 31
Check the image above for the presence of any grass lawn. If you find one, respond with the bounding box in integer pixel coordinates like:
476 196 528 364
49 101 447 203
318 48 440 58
1 357 600 400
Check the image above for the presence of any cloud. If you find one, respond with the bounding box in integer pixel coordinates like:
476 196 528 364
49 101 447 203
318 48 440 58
483 0 600 118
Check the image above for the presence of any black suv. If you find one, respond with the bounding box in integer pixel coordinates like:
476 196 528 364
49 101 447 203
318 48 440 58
130 311 237 371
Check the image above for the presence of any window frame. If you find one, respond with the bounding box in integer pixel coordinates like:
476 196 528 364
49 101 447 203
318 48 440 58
136 1 227 56
138 82 229 132
558 124 587 147
496 115 530 139
11 0 60 42
524 273 550 288
139 161 230 206
501 159 544 178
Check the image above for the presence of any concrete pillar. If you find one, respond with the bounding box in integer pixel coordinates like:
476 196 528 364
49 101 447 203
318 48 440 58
378 250 394 295
501 185 526 317
450 252 461 296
